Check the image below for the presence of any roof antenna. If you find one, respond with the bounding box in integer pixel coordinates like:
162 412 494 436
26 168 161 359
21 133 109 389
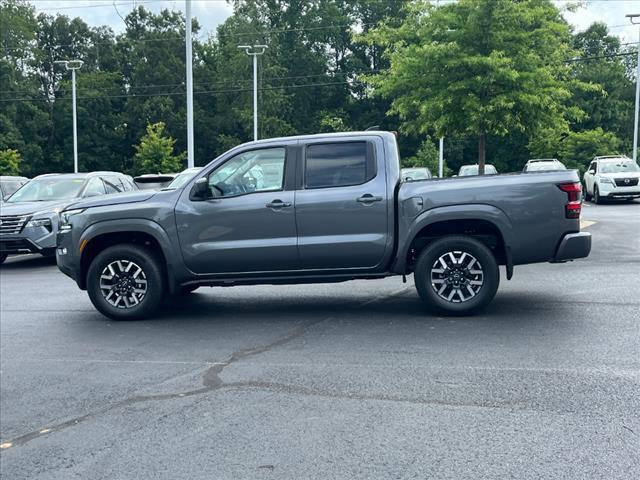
365 125 381 131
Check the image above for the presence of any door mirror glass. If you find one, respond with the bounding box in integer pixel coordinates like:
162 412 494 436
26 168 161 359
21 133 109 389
588 169 595 174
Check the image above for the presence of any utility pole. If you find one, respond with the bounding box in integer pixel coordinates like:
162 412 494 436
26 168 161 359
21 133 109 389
438 137 444 178
238 45 268 141
54 60 83 173
627 14 640 162
185 0 194 168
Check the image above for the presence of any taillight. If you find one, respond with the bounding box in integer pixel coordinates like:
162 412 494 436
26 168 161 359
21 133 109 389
558 183 582 219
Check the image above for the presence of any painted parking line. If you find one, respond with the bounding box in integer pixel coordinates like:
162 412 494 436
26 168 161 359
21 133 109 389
580 220 596 229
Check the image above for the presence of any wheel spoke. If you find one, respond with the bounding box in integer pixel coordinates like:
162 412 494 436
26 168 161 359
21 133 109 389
100 260 147 309
431 250 484 304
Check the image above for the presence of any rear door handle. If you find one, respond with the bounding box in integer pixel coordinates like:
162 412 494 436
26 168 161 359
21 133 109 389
266 199 292 209
357 194 383 204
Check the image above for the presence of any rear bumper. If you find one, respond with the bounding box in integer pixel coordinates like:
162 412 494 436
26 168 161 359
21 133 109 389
551 232 591 263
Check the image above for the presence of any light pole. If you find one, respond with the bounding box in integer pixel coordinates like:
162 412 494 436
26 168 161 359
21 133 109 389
185 0 194 168
438 137 444 177
55 60 83 173
626 14 640 162
238 44 268 141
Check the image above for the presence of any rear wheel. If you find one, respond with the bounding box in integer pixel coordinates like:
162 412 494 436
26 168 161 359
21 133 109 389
87 244 165 320
414 236 500 316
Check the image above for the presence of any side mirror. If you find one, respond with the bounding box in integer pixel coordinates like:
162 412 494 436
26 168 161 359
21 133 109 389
588 169 595 175
190 177 210 200
83 191 103 198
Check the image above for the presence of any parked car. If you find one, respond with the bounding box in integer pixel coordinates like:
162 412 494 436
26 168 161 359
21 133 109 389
163 167 202 190
583 155 640 203
134 173 177 190
0 172 136 264
56 131 591 320
401 167 432 181
458 164 498 176
0 176 29 202
523 159 566 172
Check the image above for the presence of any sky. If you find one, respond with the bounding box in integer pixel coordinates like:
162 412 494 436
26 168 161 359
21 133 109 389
28 0 640 44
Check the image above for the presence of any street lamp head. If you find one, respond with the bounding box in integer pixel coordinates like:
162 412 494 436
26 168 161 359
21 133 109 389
238 45 251 50
54 59 84 70
626 13 640 24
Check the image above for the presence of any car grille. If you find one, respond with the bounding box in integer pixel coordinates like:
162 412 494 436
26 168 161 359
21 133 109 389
0 238 37 253
614 178 639 187
0 215 30 235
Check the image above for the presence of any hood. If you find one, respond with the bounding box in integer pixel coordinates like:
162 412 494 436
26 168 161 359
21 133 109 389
65 191 157 210
600 171 640 179
0 199 73 217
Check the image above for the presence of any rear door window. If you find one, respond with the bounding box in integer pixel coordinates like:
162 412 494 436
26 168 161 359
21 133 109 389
304 142 374 189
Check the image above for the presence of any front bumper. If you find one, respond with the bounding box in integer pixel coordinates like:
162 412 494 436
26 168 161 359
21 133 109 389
55 229 82 286
0 231 56 256
551 232 591 263
598 182 640 198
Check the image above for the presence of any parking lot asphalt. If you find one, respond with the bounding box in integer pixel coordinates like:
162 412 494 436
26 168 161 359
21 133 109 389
1 200 639 479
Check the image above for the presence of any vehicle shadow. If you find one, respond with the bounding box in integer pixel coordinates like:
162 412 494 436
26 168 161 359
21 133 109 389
0 255 56 270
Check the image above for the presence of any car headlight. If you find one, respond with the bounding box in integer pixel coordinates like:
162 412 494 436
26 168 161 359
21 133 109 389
599 177 615 185
59 208 85 231
26 218 53 230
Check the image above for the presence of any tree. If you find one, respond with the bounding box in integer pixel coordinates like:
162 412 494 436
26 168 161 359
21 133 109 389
558 128 622 172
402 137 451 176
133 122 185 174
0 149 22 176
364 0 588 174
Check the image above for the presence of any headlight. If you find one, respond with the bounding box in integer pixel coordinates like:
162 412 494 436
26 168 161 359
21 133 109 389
59 208 85 231
599 177 615 185
26 218 52 230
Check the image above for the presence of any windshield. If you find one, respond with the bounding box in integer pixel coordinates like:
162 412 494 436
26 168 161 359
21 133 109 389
459 165 497 175
599 160 640 174
527 162 566 171
1 180 26 197
7 177 84 203
165 168 202 190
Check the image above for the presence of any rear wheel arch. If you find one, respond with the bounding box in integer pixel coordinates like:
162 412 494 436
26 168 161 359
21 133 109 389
401 216 510 277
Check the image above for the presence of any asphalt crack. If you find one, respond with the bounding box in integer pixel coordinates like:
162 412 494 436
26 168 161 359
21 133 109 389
1 287 411 450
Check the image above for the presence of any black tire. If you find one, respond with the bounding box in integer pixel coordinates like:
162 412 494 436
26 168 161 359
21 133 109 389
414 235 500 316
583 186 591 202
593 185 601 204
86 244 165 320
0 253 7 265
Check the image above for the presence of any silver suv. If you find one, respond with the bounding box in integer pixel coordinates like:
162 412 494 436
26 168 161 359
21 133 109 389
0 172 136 264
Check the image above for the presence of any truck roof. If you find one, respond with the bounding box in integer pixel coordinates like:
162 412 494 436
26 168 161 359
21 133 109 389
242 130 397 146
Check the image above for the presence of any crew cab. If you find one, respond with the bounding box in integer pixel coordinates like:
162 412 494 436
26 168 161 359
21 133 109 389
56 132 591 320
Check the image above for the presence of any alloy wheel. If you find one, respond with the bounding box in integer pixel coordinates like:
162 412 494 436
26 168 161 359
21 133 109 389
99 260 148 309
430 251 484 303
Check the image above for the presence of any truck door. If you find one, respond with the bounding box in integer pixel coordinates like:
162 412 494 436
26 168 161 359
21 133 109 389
294 138 390 270
175 145 299 274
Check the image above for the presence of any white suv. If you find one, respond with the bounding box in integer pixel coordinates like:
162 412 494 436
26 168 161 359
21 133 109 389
583 156 640 203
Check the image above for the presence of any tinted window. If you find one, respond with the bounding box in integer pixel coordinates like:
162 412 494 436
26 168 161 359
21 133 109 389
8 177 84 202
208 147 285 197
305 142 373 189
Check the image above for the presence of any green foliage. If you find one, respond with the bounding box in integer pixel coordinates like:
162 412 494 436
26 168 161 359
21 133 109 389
0 149 22 176
363 0 592 172
133 123 186 175
0 1 636 178
403 138 451 177
558 128 622 172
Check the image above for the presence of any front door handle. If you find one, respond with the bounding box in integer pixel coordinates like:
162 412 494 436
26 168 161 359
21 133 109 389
266 199 292 209
357 194 383 204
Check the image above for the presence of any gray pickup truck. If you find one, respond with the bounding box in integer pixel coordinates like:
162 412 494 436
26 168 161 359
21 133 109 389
56 131 591 320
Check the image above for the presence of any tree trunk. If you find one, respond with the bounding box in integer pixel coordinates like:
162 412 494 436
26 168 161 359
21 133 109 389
478 132 486 175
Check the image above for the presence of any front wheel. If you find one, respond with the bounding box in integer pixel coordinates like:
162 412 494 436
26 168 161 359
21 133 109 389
414 236 500 316
86 244 165 320
593 185 601 204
